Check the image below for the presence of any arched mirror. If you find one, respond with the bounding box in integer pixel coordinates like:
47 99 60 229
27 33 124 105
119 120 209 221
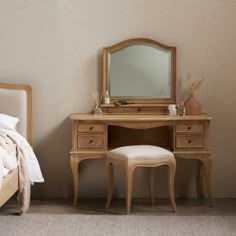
103 38 176 107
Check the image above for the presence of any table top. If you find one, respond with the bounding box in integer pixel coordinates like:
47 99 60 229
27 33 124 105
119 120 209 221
69 113 212 121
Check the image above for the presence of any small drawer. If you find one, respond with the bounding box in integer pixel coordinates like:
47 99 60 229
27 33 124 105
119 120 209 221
78 135 105 148
78 124 105 133
176 124 204 133
176 135 204 148
107 107 167 114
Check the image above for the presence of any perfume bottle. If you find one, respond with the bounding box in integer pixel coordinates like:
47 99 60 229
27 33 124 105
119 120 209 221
105 90 110 104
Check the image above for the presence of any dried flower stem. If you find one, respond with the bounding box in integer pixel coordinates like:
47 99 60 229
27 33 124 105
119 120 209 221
92 91 103 106
186 74 204 95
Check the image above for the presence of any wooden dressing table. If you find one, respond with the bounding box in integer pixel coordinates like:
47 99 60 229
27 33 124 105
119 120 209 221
70 113 213 206
69 38 213 206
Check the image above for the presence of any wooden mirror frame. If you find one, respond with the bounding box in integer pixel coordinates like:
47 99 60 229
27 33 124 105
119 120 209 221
102 38 176 106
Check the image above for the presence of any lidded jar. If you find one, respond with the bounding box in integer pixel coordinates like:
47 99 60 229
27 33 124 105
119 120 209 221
168 104 177 115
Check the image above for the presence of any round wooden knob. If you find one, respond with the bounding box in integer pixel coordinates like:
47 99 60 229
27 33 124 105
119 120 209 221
187 126 191 130
188 140 192 144
89 126 93 130
89 140 93 144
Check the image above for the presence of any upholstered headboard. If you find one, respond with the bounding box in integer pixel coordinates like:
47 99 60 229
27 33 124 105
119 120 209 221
0 83 32 145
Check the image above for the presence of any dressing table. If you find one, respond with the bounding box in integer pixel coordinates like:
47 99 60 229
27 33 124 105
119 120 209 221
69 38 213 206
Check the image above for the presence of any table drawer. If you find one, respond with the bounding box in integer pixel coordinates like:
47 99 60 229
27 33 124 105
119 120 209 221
78 135 105 148
107 107 167 114
176 135 204 148
78 124 105 133
176 124 204 133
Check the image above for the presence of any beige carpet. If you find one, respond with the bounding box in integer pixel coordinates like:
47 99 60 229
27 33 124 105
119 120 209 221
1 199 236 236
0 214 236 236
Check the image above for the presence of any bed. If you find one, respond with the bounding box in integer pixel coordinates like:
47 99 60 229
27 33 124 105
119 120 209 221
0 82 43 213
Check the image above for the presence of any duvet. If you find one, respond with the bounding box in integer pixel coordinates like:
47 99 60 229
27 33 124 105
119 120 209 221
0 129 44 213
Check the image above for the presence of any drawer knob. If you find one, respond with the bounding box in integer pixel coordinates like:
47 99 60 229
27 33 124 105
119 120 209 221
89 140 93 144
89 126 93 131
188 140 192 144
137 108 142 112
187 126 191 130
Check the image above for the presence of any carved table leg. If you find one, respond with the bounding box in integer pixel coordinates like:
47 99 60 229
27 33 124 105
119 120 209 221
201 158 214 206
196 161 205 199
70 155 81 206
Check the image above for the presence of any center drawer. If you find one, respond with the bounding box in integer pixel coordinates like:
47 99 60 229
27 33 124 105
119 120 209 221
106 107 167 114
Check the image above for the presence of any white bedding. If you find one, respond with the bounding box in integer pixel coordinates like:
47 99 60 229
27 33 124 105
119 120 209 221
0 129 44 184
0 128 44 212
2 166 9 177
0 131 18 187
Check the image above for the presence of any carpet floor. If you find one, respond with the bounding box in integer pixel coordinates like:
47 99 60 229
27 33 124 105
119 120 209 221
0 198 236 236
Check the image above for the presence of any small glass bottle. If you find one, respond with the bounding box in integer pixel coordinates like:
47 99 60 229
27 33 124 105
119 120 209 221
105 90 110 104
178 101 186 116
94 105 102 115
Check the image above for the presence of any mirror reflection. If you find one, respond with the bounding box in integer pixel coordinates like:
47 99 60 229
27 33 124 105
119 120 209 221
109 44 171 98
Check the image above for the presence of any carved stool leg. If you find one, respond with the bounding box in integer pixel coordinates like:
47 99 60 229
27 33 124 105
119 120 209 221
168 161 176 212
125 163 134 215
149 167 155 205
70 155 80 206
105 161 114 209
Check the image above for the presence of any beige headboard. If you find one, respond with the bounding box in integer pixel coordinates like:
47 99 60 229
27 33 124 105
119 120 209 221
0 83 32 145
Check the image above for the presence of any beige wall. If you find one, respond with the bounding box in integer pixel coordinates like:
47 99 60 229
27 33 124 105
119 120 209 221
0 0 236 198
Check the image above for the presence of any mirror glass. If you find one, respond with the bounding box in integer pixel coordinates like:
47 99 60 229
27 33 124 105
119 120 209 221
103 38 176 104
109 45 171 98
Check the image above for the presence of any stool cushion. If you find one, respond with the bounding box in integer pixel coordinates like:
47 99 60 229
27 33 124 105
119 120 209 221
107 145 174 160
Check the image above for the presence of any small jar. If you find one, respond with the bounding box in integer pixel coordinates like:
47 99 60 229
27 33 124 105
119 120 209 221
168 104 177 115
177 102 186 116
94 106 102 115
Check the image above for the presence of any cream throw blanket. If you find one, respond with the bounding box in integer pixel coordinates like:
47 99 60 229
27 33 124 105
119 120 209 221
0 131 37 213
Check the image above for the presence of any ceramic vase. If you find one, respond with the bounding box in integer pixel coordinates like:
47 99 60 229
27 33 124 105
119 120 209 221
184 93 202 115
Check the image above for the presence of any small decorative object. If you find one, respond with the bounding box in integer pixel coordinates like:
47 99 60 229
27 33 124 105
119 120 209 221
94 105 102 115
184 74 204 115
177 101 186 116
92 91 103 115
168 104 177 115
104 90 110 104
184 94 201 115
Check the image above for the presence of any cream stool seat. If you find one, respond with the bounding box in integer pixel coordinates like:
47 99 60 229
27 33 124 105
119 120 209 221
105 145 176 214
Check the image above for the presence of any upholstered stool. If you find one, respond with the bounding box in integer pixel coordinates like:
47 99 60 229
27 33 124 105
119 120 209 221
105 145 176 214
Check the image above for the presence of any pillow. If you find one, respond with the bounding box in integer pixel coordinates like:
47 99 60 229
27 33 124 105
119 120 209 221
0 113 20 131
